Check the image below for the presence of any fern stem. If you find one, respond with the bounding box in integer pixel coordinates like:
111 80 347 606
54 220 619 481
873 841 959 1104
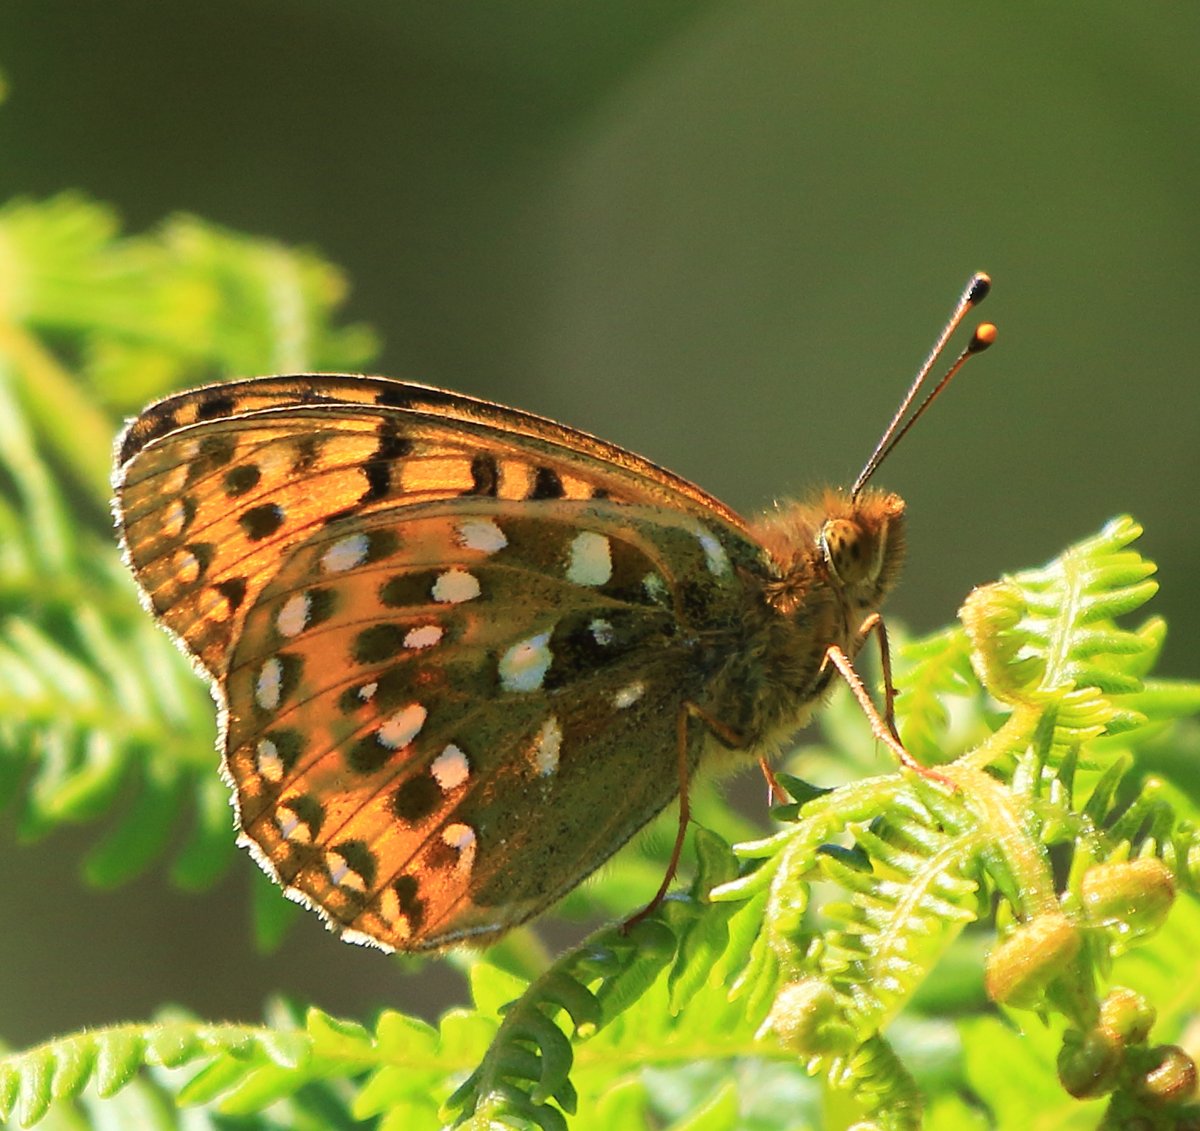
950 759 1058 917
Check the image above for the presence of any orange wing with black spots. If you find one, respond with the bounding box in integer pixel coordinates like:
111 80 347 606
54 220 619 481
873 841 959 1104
115 375 748 680
113 377 759 950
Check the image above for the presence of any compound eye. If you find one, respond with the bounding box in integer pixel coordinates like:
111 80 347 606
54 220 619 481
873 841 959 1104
819 518 880 585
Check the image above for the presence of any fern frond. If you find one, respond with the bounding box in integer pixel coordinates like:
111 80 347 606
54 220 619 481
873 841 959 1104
958 516 1163 762
0 195 379 907
1 194 377 502
441 828 742 1129
0 1012 321 1129
2 516 1199 1128
713 517 1200 1124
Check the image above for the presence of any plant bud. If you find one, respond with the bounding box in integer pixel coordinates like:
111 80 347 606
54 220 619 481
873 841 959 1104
1081 858 1174 938
985 912 1081 1009
1058 1028 1122 1099
1132 1045 1198 1107
762 979 855 1056
1098 987 1156 1046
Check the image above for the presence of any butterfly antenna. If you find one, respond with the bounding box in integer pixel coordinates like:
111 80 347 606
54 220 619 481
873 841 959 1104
850 272 996 501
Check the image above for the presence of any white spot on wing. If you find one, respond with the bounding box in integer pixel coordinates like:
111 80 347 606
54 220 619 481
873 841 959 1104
256 657 283 710
405 624 443 649
499 631 553 692
442 822 477 876
173 549 201 585
376 886 412 938
613 681 646 709
696 528 731 576
276 592 311 637
358 681 378 703
590 618 614 646
378 885 399 923
277 805 311 843
566 531 613 587
163 499 189 538
322 532 369 573
455 518 508 554
431 743 470 792
256 737 284 783
160 463 189 495
326 850 367 892
378 703 427 749
532 716 562 776
643 572 668 602
432 568 480 603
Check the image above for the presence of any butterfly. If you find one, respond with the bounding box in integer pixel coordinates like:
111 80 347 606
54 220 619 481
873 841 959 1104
112 275 994 952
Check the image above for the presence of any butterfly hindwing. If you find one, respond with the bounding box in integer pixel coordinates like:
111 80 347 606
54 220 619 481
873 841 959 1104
219 496 751 949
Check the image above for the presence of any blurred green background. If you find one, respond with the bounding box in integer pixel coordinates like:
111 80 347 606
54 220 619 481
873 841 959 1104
2 0 1197 1054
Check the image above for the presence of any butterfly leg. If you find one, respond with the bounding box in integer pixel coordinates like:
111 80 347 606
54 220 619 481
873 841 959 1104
684 708 785 805
822 643 954 788
757 756 788 806
621 703 696 932
854 611 902 744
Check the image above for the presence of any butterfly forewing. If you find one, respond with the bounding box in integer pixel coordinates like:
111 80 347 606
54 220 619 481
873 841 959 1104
117 376 746 532
115 378 748 679
113 377 760 950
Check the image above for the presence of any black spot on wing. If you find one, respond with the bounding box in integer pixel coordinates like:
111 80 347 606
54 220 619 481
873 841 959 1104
263 728 306 774
196 393 237 421
468 453 499 496
216 576 248 612
305 586 338 628
379 570 440 609
331 838 378 889
286 793 326 837
337 684 370 715
241 503 285 541
184 542 216 581
224 465 261 497
392 775 441 822
529 466 564 500
389 875 426 933
292 433 324 474
360 423 413 504
352 623 407 665
185 434 237 483
348 733 394 775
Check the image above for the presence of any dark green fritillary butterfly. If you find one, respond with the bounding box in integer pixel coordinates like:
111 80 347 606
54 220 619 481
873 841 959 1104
112 275 993 951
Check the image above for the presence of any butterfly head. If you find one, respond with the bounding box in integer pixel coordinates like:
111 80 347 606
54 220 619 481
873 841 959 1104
748 487 905 624
818 488 906 610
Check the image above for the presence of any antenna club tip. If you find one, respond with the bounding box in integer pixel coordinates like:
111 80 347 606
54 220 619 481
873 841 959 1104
968 273 992 304
969 322 998 352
